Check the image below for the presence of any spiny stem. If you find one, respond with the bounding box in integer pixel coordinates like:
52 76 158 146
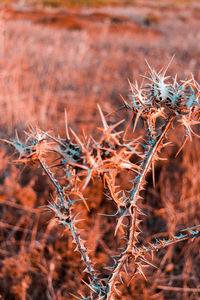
106 115 176 299
39 159 65 206
40 158 103 297
70 222 104 296
128 207 137 251
106 208 137 300
107 254 128 300
133 229 200 254
130 114 176 204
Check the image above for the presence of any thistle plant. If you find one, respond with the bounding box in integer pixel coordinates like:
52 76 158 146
2 61 200 300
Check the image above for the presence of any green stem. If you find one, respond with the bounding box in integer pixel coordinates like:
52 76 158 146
106 114 175 300
130 114 175 204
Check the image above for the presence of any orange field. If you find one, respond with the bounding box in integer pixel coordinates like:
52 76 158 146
0 1 200 299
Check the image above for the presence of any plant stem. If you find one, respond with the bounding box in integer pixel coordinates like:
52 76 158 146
106 114 176 300
130 114 176 204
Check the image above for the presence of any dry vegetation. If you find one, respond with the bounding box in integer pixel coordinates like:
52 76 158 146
0 1 200 299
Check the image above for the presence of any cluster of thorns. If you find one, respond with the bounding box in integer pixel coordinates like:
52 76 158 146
3 60 200 299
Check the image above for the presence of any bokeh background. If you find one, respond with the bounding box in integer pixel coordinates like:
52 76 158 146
0 0 200 299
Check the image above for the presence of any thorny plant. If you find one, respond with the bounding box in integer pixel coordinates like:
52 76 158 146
2 61 200 300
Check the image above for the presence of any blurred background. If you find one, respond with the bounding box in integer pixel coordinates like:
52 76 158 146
0 0 200 299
